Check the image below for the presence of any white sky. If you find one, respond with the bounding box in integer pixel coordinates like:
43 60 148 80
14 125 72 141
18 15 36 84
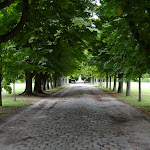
96 0 101 6
92 0 101 19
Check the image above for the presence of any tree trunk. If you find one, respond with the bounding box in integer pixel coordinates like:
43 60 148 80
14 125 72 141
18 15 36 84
46 78 50 90
92 77 94 84
0 73 2 106
34 73 43 93
106 75 108 88
23 70 32 95
42 75 46 91
109 76 111 90
53 75 57 88
126 79 131 96
57 76 61 87
90 77 92 83
118 74 123 93
139 76 141 101
113 75 116 91
13 82 16 101
100 77 102 86
0 0 29 44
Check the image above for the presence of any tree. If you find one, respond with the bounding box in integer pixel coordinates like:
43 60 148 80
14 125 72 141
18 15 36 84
0 0 29 44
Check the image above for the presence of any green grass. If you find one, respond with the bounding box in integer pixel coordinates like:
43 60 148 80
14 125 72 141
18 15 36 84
141 78 150 82
0 100 32 116
93 82 150 114
2 83 34 101
1 83 70 116
2 83 70 105
2 100 31 107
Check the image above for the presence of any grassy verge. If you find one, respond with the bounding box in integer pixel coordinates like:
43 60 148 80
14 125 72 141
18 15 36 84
1 83 70 116
93 83 150 114
0 101 32 116
2 100 31 107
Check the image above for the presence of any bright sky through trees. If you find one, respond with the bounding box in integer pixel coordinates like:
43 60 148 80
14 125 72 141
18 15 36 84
92 0 101 19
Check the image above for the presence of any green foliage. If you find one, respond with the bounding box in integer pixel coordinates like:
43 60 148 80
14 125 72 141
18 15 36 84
85 0 150 82
0 0 94 97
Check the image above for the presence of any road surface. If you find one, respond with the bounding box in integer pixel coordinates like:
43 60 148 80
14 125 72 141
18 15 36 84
0 83 150 150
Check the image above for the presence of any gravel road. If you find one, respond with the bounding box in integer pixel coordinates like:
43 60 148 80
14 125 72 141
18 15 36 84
0 83 150 150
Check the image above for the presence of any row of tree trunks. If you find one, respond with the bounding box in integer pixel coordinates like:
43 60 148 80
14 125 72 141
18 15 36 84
109 76 111 90
106 75 108 88
47 79 50 90
139 76 141 101
113 76 116 91
50 75 53 89
23 71 68 95
118 74 123 93
126 79 131 96
24 70 32 95
103 74 142 100
89 73 142 101
42 74 47 91
34 73 43 93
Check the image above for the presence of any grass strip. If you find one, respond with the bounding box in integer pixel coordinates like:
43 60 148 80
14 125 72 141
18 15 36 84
93 84 150 114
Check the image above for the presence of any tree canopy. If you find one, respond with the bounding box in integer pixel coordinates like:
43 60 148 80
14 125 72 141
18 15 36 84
0 0 150 105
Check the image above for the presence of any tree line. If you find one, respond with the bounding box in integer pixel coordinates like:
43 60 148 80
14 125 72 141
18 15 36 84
82 0 150 101
0 0 95 106
0 0 149 106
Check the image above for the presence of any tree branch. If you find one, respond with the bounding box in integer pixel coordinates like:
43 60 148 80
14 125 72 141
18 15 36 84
0 0 15 10
127 19 150 55
0 0 29 44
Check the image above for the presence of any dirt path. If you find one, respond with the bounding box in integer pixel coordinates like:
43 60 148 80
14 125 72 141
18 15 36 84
0 83 150 150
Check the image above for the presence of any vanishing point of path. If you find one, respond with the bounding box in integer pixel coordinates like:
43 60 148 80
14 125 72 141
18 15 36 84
0 83 150 150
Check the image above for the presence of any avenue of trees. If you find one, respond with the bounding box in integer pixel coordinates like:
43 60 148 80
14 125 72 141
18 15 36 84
0 0 96 106
0 0 150 106
82 0 150 101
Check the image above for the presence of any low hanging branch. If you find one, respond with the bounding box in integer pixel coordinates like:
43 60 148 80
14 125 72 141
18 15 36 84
0 0 29 44
0 0 15 10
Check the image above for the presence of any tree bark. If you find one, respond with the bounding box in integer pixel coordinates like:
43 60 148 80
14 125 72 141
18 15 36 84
53 75 57 88
126 79 131 96
118 74 123 93
0 0 29 44
127 18 150 56
0 0 15 10
106 75 108 88
23 70 33 95
57 76 61 87
100 77 102 86
46 78 50 90
34 73 43 93
42 74 46 91
13 82 16 101
92 77 94 84
109 76 111 90
90 77 92 83
113 75 116 91
139 76 141 101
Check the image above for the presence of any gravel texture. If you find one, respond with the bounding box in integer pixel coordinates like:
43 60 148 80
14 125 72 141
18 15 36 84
0 83 150 150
